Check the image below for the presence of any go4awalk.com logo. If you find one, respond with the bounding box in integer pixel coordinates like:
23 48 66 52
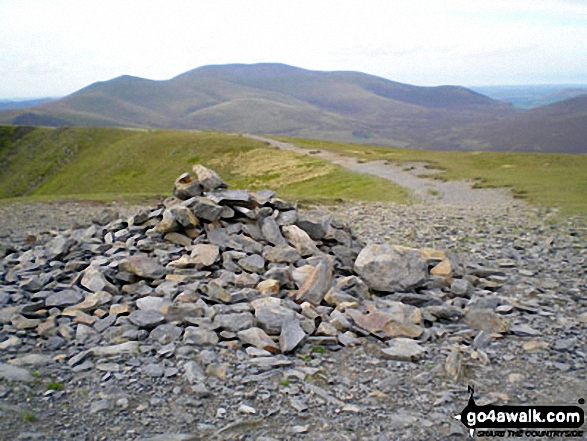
455 386 585 438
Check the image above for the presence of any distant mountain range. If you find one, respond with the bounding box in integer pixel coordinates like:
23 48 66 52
0 63 585 153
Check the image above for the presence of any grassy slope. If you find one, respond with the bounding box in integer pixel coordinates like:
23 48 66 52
0 126 410 204
274 136 587 215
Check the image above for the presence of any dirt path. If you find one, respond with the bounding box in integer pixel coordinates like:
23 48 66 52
246 135 521 209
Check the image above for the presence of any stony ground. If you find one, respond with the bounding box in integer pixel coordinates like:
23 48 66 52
1 193 586 441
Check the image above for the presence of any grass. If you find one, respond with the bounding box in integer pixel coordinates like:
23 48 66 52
21 411 36 423
273 136 587 215
46 381 64 391
0 126 409 205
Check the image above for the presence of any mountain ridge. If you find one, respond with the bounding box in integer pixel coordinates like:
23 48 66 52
0 63 585 152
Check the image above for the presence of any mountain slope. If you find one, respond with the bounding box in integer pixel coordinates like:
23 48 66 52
455 95 587 153
1 63 585 152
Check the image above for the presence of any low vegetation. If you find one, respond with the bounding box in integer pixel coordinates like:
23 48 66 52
0 126 409 204
274 136 587 215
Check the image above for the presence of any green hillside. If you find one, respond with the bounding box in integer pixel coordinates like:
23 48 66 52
0 125 410 204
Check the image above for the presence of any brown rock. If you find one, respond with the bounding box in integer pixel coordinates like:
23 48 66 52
430 259 452 277
295 259 333 305
237 327 280 354
256 279 280 295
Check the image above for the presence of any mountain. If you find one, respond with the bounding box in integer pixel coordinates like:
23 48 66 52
470 84 587 109
0 63 585 152
0 97 56 111
454 95 587 154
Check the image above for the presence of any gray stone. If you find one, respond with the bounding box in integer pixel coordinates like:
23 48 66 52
136 296 167 312
80 266 118 294
380 338 426 361
45 235 74 260
128 310 165 329
279 315 306 353
76 323 100 345
354 244 428 292
183 327 219 346
183 361 205 383
206 189 251 205
213 312 254 332
450 279 474 297
238 254 265 274
282 225 321 257
149 324 183 344
192 164 227 191
295 213 331 240
91 341 140 357
261 216 287 246
119 255 166 279
142 363 165 377
0 362 34 382
183 197 224 222
45 289 84 308
173 172 203 200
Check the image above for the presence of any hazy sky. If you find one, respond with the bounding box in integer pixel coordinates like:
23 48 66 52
1 0 587 98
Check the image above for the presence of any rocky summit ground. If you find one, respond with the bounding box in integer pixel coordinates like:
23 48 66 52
0 167 586 441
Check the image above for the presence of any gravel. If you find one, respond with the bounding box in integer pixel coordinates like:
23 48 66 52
1 194 586 440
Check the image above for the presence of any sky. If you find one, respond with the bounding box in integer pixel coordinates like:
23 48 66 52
1 0 587 99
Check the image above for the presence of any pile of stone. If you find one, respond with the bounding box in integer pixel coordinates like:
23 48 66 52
0 165 513 373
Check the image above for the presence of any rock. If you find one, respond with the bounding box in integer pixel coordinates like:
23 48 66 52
192 164 227 191
295 213 330 240
91 341 140 357
238 404 256 414
510 324 541 336
80 266 118 294
279 316 306 353
45 289 84 308
430 259 452 277
190 244 220 268
213 312 254 332
444 350 462 381
282 225 321 256
184 197 224 222
252 298 299 334
295 259 333 305
183 327 219 346
348 308 423 339
261 216 287 246
66 291 112 312
335 276 370 300
256 279 280 295
354 244 428 292
119 255 166 279
0 362 34 382
164 232 193 247
263 245 301 263
238 254 265 274
11 314 40 330
137 296 167 312
464 309 509 334
150 324 183 344
183 360 206 383
142 363 165 377
450 279 474 297
128 310 166 329
174 172 203 200
45 235 74 260
237 327 280 353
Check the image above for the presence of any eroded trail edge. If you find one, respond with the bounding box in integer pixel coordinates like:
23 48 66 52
246 134 520 209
